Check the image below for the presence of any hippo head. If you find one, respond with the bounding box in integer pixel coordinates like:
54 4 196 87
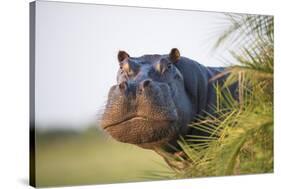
101 48 192 150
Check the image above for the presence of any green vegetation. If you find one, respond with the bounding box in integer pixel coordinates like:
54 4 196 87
156 14 274 178
35 127 168 187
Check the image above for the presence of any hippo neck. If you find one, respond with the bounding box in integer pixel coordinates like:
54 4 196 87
174 57 226 119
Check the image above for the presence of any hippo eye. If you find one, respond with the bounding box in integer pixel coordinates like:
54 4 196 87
167 63 172 69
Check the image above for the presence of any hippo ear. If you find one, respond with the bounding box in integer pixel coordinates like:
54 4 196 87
118 50 130 63
169 48 180 63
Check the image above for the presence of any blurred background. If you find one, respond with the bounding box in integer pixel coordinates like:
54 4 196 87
34 1 233 187
35 127 169 186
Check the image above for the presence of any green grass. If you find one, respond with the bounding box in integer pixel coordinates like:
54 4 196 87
35 128 169 187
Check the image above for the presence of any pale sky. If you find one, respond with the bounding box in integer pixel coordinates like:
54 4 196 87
35 0 232 129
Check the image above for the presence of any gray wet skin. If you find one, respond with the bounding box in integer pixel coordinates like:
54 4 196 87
101 48 232 152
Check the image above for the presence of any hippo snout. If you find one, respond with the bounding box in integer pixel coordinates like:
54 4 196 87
101 79 179 148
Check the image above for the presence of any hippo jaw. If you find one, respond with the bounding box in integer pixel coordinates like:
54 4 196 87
102 116 179 149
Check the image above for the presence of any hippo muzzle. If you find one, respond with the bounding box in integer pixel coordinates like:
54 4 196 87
101 78 180 149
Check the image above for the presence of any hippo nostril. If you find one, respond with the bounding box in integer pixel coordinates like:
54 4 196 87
119 81 128 91
142 79 151 88
143 80 150 87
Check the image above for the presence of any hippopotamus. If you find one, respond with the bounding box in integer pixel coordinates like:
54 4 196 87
101 48 236 159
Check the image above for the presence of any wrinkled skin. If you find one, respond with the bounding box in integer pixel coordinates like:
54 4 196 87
101 48 234 155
